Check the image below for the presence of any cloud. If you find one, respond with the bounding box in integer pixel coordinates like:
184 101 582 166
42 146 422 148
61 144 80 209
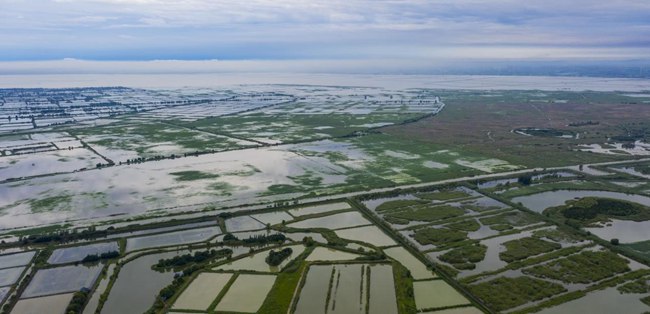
0 0 648 61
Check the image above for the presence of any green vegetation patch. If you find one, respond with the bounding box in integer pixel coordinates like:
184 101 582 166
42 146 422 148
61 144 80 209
170 170 219 181
499 237 561 263
28 194 72 213
514 127 575 138
258 261 307 314
445 219 481 232
624 240 650 260
393 262 417 313
533 228 582 243
634 164 650 175
413 227 468 246
439 244 487 270
523 251 630 284
385 204 465 222
641 295 650 306
376 199 426 213
617 278 650 294
416 189 471 201
544 197 650 226
479 211 541 230
469 276 567 312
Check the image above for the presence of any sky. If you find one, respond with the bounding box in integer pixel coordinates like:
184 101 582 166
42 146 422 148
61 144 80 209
1 0 650 73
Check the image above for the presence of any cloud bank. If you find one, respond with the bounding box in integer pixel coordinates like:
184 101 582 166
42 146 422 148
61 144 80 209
1 0 649 62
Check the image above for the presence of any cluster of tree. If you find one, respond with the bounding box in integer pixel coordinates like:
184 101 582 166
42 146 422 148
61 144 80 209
64 290 90 314
16 226 110 246
222 233 287 245
120 150 221 167
267 200 299 208
148 264 201 313
265 247 293 266
568 120 599 127
355 251 387 261
243 233 286 245
154 248 232 270
81 250 120 263
517 175 532 186
563 198 640 221
95 162 115 169
302 236 316 247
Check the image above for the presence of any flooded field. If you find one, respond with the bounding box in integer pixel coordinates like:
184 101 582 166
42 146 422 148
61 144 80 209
586 220 650 243
216 244 305 272
288 211 371 230
125 226 220 252
384 247 436 280
305 247 360 262
250 211 294 225
225 215 266 232
0 287 8 304
293 265 332 314
101 250 188 314
21 264 102 298
47 241 118 264
288 202 351 217
368 264 399 314
82 264 115 314
294 263 397 314
4 84 650 314
539 285 649 314
103 220 217 238
11 293 74 314
414 280 471 310
0 266 24 286
214 274 276 313
512 190 650 213
172 272 232 311
0 251 35 268
334 225 396 247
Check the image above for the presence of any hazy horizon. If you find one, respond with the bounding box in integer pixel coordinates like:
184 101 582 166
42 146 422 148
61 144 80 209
2 0 650 78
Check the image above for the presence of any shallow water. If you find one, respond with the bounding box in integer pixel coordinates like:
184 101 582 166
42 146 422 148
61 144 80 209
11 293 74 314
48 242 119 264
101 250 188 314
413 280 470 310
384 247 435 280
512 190 650 213
305 247 360 262
288 211 371 230
368 264 398 314
216 244 305 272
539 285 649 314
22 264 102 298
225 216 265 232
172 272 232 311
0 266 24 286
294 265 332 314
334 225 396 247
287 202 351 217
0 251 35 269
586 220 650 243
82 264 116 314
214 274 276 313
125 226 220 252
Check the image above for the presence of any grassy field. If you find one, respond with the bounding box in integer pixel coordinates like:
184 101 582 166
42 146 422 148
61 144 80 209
500 237 562 263
522 251 630 284
383 90 650 168
413 227 468 246
439 244 487 270
544 197 650 226
469 276 567 311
